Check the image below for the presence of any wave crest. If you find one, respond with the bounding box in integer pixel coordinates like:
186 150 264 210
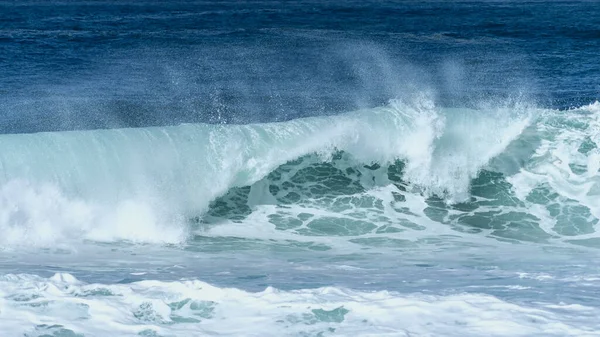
0 95 542 246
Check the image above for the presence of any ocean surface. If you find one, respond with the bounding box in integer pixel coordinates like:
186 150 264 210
1 1 600 336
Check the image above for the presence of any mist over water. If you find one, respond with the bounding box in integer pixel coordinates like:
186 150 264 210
5 0 595 132
1 1 600 336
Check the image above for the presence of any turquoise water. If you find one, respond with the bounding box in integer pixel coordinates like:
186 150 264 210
2 101 600 336
1 1 600 336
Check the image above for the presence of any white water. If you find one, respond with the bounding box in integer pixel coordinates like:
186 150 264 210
1 273 598 337
507 102 600 244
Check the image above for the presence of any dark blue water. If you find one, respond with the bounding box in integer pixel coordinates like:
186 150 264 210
1 0 599 133
3 2 600 336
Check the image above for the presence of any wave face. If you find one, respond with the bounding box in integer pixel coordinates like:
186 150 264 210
1 98 600 248
0 94 531 246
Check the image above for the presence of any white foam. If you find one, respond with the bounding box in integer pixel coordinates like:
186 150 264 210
0 273 597 337
0 180 187 248
385 96 532 202
507 101 600 241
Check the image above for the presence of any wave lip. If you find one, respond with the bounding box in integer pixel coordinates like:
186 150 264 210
0 95 532 203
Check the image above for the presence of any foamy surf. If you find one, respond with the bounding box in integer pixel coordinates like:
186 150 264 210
1 100 600 337
1 273 598 337
2 1 600 336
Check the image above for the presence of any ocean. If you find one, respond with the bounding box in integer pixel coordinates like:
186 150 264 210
1 1 600 336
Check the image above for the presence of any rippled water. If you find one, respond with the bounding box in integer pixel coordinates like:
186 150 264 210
1 1 600 336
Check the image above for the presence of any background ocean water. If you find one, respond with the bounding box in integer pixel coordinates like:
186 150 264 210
1 1 600 336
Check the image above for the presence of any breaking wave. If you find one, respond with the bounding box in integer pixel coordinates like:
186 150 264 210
1 95 599 247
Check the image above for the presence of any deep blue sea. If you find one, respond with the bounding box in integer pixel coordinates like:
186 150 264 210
1 1 600 336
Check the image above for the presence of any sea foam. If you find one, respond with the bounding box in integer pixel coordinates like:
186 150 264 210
0 273 597 337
